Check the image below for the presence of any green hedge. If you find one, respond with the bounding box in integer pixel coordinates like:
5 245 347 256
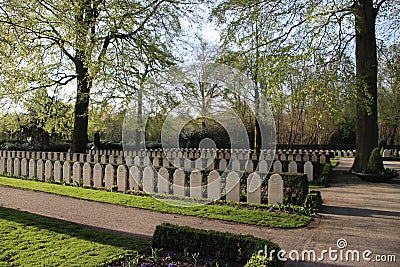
304 191 323 210
152 223 282 266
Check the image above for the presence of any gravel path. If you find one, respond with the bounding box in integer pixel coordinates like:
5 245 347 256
0 158 399 266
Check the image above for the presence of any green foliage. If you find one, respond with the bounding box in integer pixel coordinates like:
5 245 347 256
304 191 323 211
0 177 312 228
0 206 147 266
279 173 309 205
152 223 282 266
309 163 331 187
245 254 273 267
367 147 385 173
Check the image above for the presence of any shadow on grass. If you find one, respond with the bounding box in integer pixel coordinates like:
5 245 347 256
0 206 149 250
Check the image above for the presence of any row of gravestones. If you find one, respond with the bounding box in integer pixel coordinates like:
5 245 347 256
0 157 285 205
0 149 327 167
0 148 344 161
0 153 314 180
87 148 331 161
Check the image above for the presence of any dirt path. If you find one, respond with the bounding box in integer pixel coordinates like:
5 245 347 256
0 158 399 266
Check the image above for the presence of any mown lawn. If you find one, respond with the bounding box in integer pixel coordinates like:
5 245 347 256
0 177 311 228
0 206 148 266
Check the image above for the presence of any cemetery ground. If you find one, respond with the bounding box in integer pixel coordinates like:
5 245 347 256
0 158 399 266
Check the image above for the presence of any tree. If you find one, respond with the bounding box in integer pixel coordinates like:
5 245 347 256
0 0 192 153
213 0 399 170
378 43 400 146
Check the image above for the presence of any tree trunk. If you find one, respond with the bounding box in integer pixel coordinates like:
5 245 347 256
70 62 91 153
352 0 379 171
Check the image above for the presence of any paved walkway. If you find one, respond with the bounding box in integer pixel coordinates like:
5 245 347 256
0 158 399 266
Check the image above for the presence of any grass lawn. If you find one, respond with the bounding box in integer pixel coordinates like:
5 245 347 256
0 206 148 266
0 177 311 228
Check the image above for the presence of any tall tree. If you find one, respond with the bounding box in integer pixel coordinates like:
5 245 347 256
0 0 192 153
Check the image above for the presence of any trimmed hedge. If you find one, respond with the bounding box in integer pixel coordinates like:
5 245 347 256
152 223 282 266
304 191 323 210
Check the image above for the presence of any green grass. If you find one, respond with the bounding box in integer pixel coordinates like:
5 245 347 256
0 206 148 266
0 177 311 228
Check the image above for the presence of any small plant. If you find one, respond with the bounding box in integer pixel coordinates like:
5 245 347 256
304 191 323 211
149 246 162 263
366 147 384 174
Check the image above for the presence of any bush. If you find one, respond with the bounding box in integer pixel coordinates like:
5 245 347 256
152 223 282 265
367 147 384 173
304 191 323 210
245 254 273 267
279 173 309 205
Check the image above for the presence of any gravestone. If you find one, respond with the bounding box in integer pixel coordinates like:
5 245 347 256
72 162 81 185
108 155 114 164
117 165 128 192
21 158 28 177
82 163 91 187
258 160 269 173
153 157 160 167
303 154 310 161
157 167 170 194
268 174 283 205
125 156 133 166
86 154 92 163
129 166 140 191
295 154 302 162
207 170 221 200
304 161 313 181
105 164 114 189
45 160 53 181
79 154 85 162
231 159 240 171
288 154 294 161
288 161 297 173
273 160 282 173
219 158 227 170
13 158 20 177
117 155 124 165
190 170 202 198
245 160 253 172
143 156 151 167
173 157 181 168
173 169 185 197
63 161 71 183
184 159 192 169
94 154 99 163
225 172 240 203
93 163 103 188
280 154 287 161
54 161 62 183
311 154 318 162
205 158 214 171
72 153 78 162
195 158 203 170
162 157 170 167
6 158 13 175
247 173 262 204
143 167 155 193
101 155 107 163
134 156 141 166
37 159 44 181
29 159 36 179
320 154 326 164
